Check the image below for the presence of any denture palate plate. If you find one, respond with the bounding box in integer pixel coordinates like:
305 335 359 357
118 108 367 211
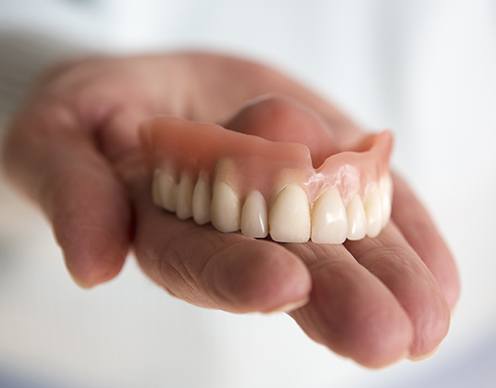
142 117 394 244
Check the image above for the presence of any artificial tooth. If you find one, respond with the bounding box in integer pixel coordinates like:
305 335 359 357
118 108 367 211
176 172 194 220
192 173 211 225
155 168 177 212
269 184 311 243
380 175 393 226
241 190 268 238
364 184 383 238
346 194 367 240
311 187 348 244
211 181 241 232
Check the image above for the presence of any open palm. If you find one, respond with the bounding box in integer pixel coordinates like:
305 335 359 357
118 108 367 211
3 53 459 367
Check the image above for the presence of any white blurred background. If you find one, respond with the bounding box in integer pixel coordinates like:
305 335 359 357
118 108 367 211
0 0 495 387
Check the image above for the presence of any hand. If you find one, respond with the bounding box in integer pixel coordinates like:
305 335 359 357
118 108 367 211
2 53 459 367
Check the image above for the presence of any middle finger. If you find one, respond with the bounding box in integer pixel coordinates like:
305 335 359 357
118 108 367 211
345 223 450 358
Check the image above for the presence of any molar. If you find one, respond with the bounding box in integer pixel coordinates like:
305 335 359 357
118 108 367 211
269 184 311 243
176 172 194 220
192 172 211 225
241 190 268 238
311 187 348 244
346 194 367 240
364 183 383 238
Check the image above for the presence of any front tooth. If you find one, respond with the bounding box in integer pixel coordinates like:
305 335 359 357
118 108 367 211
311 187 348 244
346 195 367 240
192 173 211 225
176 172 194 220
241 190 268 238
380 175 393 226
154 168 177 212
211 182 241 232
364 184 383 238
269 184 311 243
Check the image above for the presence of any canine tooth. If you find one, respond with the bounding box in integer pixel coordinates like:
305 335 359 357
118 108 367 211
269 184 311 243
311 187 347 244
176 172 194 220
241 190 268 238
346 195 367 240
192 173 211 225
364 184 383 238
211 182 241 232
380 175 393 226
155 168 177 212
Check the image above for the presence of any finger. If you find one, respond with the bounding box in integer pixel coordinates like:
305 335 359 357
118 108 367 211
286 243 413 368
345 224 451 358
235 93 460 311
226 94 341 166
188 54 363 146
132 177 311 313
230 95 460 313
391 174 460 309
232 96 451 360
2 101 130 287
225 96 412 366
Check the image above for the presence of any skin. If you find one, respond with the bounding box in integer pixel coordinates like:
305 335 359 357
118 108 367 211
1 53 460 368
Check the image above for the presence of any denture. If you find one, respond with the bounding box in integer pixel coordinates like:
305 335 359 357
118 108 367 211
141 116 393 244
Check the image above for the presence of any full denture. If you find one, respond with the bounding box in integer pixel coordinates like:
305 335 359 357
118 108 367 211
141 116 393 244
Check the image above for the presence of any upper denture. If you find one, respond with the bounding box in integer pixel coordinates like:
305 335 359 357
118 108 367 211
141 116 393 244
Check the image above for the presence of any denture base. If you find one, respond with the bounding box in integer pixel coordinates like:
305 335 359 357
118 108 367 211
143 117 393 244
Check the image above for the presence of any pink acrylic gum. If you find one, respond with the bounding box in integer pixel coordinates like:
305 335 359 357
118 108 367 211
140 116 393 207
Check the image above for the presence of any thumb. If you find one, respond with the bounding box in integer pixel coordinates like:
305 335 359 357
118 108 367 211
2 100 131 287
